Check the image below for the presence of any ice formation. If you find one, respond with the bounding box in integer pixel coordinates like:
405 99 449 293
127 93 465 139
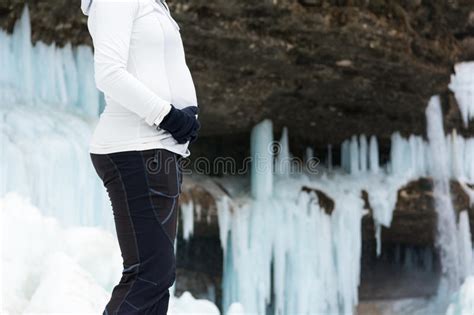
458 211 474 282
250 119 273 199
0 6 111 229
447 276 474 315
340 131 427 255
221 124 377 313
219 121 365 314
427 96 462 290
449 62 474 127
0 6 101 114
369 135 379 174
274 127 291 177
181 200 195 241
215 101 474 313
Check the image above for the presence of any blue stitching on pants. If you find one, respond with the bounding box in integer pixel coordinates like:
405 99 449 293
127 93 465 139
174 154 181 193
123 263 139 273
161 198 176 225
160 153 180 225
124 300 139 311
138 277 158 286
141 151 176 248
149 187 180 199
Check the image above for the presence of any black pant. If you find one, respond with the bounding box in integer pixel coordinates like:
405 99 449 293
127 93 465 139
91 149 182 315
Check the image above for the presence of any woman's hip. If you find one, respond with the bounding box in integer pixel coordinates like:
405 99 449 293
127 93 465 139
90 148 182 238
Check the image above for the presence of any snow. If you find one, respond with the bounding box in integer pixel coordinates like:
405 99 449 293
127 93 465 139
169 292 220 315
0 192 221 315
23 252 111 314
0 192 120 314
225 303 246 315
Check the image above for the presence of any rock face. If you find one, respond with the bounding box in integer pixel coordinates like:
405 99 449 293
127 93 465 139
363 178 474 246
2 0 474 160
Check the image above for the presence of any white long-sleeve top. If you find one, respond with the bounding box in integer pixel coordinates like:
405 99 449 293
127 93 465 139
86 0 197 156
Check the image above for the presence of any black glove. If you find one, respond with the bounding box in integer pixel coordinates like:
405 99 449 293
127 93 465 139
181 106 200 143
158 105 200 144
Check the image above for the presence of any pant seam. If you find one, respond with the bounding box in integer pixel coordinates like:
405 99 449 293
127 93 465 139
137 276 158 286
123 263 139 273
105 154 142 315
124 300 139 311
161 197 176 225
140 151 176 248
129 268 175 311
149 187 180 198
173 153 181 194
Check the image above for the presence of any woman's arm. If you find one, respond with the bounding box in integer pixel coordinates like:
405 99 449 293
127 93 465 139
88 0 171 126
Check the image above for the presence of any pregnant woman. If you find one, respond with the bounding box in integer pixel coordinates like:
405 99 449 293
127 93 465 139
81 0 199 313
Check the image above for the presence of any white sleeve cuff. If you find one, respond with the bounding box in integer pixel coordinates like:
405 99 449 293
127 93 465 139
145 102 172 127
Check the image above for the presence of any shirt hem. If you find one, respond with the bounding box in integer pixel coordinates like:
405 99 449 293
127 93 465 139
89 141 191 158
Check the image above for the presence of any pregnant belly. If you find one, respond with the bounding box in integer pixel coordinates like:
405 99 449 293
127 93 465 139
92 112 141 144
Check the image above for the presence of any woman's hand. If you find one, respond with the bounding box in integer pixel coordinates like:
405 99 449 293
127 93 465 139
158 105 200 144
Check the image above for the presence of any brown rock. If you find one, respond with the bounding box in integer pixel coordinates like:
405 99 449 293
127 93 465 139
1 1 474 161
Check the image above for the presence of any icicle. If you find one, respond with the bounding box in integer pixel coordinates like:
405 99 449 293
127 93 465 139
341 140 350 172
451 129 463 179
359 134 368 172
426 95 461 291
449 62 474 127
389 132 404 175
12 6 34 103
327 144 333 172
457 211 473 282
250 120 273 199
349 135 359 175
305 147 314 163
275 127 291 177
369 135 379 174
464 139 474 182
408 135 418 176
216 195 232 254
181 201 194 241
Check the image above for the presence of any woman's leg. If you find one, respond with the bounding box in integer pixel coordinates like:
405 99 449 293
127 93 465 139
91 149 182 315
